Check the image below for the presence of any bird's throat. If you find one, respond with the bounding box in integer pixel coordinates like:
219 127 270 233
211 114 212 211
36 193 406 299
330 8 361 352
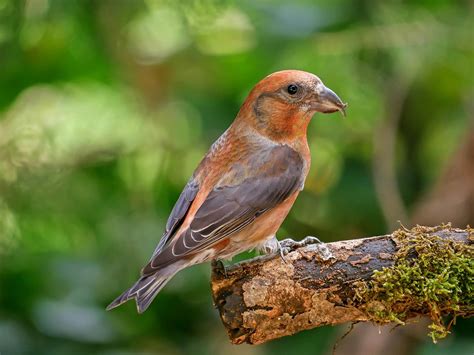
259 110 312 143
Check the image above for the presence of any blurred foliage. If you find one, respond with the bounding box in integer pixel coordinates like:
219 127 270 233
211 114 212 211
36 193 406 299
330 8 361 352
0 0 472 354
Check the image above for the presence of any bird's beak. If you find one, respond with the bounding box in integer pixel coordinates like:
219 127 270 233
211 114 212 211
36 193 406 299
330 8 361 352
313 85 347 117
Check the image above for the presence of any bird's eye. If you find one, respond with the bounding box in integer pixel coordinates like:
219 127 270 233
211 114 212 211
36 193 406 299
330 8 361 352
287 84 298 95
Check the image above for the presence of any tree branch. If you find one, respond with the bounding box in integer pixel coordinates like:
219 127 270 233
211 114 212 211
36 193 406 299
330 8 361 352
211 225 473 345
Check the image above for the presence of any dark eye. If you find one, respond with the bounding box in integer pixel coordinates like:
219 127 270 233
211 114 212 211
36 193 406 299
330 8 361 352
287 84 298 95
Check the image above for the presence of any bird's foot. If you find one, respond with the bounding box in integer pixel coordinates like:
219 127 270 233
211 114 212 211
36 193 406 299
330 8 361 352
258 236 290 263
279 236 333 261
258 235 280 255
279 235 322 254
211 259 227 278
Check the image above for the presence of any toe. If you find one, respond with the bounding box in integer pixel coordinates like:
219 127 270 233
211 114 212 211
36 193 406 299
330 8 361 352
303 236 322 245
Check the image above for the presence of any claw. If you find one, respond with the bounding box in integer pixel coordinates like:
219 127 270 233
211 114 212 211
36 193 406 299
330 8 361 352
301 236 322 245
279 244 289 263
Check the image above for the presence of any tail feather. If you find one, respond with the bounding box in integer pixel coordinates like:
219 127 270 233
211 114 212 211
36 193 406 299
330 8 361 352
135 277 169 313
106 273 174 313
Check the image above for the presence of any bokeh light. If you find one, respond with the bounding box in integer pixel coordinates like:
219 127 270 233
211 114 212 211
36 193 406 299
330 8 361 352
0 1 472 354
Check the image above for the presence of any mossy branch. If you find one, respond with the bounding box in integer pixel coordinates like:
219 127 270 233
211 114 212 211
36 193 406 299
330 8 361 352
211 225 474 345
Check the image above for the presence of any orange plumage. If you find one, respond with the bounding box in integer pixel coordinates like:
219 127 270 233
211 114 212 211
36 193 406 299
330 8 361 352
107 70 346 313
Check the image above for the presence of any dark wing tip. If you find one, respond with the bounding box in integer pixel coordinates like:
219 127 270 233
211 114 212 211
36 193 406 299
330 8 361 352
107 274 172 313
135 296 152 314
106 291 134 311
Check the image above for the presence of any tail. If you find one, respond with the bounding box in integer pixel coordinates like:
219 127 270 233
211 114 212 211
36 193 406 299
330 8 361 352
106 272 175 313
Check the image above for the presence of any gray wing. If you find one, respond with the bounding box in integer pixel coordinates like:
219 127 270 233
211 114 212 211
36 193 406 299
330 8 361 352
143 145 304 273
151 178 199 257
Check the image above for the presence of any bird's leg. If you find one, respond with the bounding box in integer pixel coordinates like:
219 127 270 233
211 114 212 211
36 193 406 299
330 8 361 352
258 235 280 255
211 259 227 278
258 236 289 263
279 236 334 261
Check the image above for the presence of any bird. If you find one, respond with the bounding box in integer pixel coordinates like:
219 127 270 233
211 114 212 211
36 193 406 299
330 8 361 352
106 70 347 313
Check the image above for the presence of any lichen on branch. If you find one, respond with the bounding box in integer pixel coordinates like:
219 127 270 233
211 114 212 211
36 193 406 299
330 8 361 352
211 225 473 345
354 225 474 342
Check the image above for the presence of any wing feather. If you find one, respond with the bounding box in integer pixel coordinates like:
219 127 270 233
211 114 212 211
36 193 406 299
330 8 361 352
151 179 199 257
144 144 304 273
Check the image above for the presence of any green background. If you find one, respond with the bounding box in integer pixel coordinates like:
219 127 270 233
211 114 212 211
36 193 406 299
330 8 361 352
0 0 472 354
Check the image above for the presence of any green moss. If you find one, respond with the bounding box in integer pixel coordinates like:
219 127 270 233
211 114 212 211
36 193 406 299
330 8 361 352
354 224 474 342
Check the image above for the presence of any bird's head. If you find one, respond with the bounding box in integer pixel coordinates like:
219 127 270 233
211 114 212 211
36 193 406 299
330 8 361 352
236 70 347 141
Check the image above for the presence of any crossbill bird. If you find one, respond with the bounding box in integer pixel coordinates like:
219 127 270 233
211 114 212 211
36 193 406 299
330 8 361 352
107 70 347 313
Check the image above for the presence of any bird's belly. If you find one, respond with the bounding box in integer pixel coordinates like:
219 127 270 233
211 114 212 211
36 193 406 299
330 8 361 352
214 193 299 259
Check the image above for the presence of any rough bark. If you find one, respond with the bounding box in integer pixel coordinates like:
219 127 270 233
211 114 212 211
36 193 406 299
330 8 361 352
211 226 473 345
